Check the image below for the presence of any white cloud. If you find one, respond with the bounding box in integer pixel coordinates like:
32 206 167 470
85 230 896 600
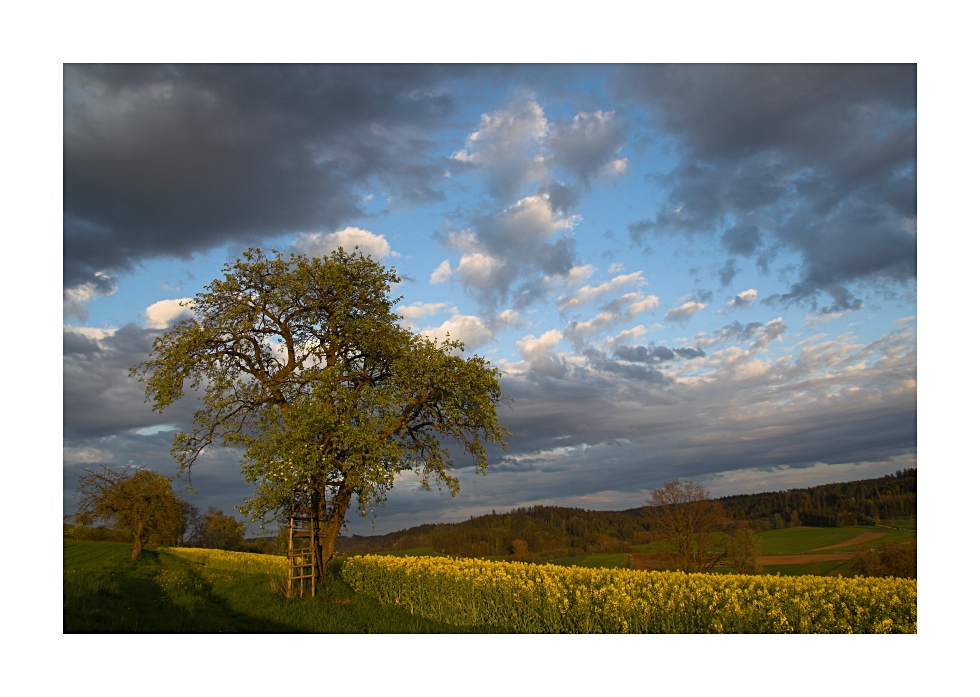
144 298 194 329
63 271 115 321
517 329 563 358
457 252 503 289
452 100 549 199
564 311 620 344
600 158 629 178
63 325 116 342
558 271 646 311
496 309 521 327
397 301 452 327
421 313 494 351
430 260 452 284
293 227 392 259
723 288 759 311
625 294 660 318
664 300 707 323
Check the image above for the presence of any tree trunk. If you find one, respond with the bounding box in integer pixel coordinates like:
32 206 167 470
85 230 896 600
129 523 145 561
312 485 354 577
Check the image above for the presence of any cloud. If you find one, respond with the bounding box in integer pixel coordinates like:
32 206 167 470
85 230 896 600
723 289 759 311
515 329 568 379
664 300 706 323
613 64 916 309
430 260 452 284
144 298 194 329
563 290 661 346
451 99 549 200
548 110 629 186
64 64 459 295
693 318 786 350
396 301 452 326
558 271 645 311
446 194 582 309
292 227 392 259
64 271 116 321
421 313 494 351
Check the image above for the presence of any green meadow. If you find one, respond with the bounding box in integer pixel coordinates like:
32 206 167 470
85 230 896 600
63 540 495 633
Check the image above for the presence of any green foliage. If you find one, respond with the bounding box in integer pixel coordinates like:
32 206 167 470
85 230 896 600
852 541 917 579
132 247 507 566
724 521 760 574
191 507 247 551
69 466 184 561
718 468 917 529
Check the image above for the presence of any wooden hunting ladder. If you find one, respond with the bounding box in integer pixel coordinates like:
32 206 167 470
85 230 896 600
287 508 316 598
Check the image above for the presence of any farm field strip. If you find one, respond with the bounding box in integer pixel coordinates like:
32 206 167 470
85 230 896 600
342 554 916 633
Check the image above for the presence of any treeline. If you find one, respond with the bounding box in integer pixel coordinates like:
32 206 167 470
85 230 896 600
64 506 278 554
715 468 916 529
335 507 652 557
334 469 916 557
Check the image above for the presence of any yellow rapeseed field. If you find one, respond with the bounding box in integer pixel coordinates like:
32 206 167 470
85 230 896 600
163 547 287 573
341 554 916 633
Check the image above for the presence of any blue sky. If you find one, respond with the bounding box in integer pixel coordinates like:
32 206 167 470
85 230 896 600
63 64 917 535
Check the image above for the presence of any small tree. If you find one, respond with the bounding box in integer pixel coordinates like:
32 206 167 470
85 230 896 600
647 479 727 572
724 520 760 574
155 497 200 547
70 466 182 561
192 507 247 551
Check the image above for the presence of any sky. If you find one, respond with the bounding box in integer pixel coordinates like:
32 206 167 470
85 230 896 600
62 64 918 536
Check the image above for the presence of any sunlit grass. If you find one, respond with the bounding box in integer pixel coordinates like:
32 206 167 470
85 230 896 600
64 540 499 633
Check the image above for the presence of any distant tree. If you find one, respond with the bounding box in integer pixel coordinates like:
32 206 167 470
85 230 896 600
156 497 200 547
852 541 916 579
510 538 529 560
132 248 507 576
192 507 247 551
724 520 760 574
647 479 727 572
69 466 182 561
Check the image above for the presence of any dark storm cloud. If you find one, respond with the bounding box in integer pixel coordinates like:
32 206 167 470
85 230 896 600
612 343 704 363
613 65 916 307
63 64 467 292
547 110 628 186
718 258 739 286
582 348 669 383
63 323 199 439
721 223 762 257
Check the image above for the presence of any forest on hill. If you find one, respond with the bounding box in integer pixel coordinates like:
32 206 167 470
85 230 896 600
334 469 916 558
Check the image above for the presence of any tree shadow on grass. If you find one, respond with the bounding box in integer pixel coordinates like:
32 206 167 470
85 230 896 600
65 549 298 633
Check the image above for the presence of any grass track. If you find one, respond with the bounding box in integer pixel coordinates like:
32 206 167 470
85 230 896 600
64 540 502 633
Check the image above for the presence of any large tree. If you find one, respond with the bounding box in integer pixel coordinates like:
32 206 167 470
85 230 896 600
647 479 727 572
70 466 183 561
132 247 507 574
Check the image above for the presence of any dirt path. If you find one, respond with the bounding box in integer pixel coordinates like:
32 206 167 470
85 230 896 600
813 532 885 550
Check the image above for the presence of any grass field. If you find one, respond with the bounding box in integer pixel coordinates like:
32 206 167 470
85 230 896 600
63 540 497 633
755 525 915 555
65 539 915 632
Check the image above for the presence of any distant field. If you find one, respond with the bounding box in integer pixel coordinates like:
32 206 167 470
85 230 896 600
756 526 915 555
